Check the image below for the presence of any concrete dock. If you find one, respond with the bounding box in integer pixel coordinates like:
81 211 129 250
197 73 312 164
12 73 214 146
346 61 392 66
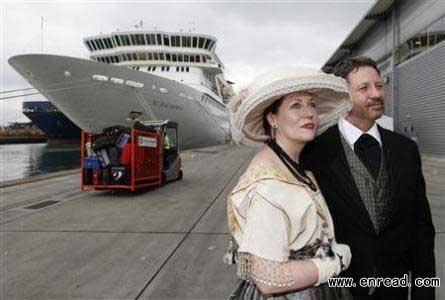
1 144 444 299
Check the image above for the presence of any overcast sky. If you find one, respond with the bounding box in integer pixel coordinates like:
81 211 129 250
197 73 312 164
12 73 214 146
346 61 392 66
1 0 375 125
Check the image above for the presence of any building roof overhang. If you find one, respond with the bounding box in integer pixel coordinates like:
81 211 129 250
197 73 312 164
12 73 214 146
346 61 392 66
322 0 395 73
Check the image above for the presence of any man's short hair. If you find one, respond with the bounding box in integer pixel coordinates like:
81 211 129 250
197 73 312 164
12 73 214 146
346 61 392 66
333 56 380 81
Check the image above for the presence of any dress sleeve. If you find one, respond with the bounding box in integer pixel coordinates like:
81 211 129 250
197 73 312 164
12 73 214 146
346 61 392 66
238 190 290 262
238 182 315 262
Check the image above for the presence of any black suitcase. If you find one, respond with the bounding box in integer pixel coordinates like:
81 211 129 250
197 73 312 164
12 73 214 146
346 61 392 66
91 135 113 151
102 168 111 185
111 166 130 185
103 125 130 138
83 168 93 185
107 146 120 166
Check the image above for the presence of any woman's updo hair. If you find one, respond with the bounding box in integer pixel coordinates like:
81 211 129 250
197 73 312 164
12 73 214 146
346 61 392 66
262 97 284 136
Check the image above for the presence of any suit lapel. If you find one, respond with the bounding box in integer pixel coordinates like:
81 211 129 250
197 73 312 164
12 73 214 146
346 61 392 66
323 126 376 235
378 126 401 223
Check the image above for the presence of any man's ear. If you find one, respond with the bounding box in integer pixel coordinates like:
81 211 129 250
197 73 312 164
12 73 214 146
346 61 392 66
266 112 275 128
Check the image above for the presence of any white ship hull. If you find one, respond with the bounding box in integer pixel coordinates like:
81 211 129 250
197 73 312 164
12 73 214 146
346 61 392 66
9 54 230 149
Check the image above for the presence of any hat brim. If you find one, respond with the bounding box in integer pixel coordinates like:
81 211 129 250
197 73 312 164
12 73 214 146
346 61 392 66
235 74 351 143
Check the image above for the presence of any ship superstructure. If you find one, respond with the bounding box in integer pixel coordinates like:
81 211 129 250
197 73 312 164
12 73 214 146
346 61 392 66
9 30 235 149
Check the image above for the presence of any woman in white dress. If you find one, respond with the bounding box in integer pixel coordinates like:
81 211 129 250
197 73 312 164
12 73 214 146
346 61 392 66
227 68 354 299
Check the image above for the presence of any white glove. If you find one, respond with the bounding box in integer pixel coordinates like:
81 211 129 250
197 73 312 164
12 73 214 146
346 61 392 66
310 243 351 286
331 243 351 272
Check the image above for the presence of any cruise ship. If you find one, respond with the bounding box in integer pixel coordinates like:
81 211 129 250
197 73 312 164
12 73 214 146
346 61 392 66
22 101 82 144
9 30 234 149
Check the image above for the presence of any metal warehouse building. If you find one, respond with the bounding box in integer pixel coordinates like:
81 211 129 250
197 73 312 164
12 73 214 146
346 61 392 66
323 0 445 155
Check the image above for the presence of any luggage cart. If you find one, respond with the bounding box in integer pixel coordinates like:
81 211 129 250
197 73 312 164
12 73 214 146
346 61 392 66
81 121 182 191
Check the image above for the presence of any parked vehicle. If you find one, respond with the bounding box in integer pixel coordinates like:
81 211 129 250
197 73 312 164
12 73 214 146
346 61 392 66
81 120 182 191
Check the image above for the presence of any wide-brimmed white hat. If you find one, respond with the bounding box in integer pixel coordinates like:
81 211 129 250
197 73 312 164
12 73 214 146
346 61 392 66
230 67 352 143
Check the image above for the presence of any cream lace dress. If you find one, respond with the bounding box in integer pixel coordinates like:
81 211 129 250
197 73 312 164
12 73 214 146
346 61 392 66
227 162 352 300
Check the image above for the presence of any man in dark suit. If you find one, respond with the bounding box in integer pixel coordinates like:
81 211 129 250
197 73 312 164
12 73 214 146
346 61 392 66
302 57 435 299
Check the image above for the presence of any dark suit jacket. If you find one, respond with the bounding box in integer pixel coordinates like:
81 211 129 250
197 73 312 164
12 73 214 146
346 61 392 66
301 124 435 299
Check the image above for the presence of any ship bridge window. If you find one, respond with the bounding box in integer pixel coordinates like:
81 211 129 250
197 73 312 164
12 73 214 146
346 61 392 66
159 53 165 60
186 67 190 72
122 55 127 61
166 53 171 61
94 40 101 50
185 36 191 47
153 53 159 60
145 34 154 45
147 52 152 60
196 55 201 63
130 35 137 45
95 39 103 50
192 36 198 48
172 35 181 47
190 55 195 62
110 56 115 63
208 40 215 50
164 34 170 46
113 36 121 46
177 35 182 47
198 37 205 48
99 39 107 50
204 39 211 50
135 34 145 45
152 34 158 45
184 55 189 62
105 57 111 63
172 54 177 62
90 40 98 51
121 35 131 46
178 54 183 62
157 34 162 45
132 53 137 60
202 56 207 63
104 38 113 48
85 41 93 51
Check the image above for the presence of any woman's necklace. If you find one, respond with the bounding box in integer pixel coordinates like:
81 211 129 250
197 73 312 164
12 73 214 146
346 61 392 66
266 138 317 192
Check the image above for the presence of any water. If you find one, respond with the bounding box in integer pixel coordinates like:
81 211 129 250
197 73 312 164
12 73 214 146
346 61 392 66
0 143 80 182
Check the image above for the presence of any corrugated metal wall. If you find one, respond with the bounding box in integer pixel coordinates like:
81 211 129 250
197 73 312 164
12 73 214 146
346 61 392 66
382 71 393 117
397 42 445 155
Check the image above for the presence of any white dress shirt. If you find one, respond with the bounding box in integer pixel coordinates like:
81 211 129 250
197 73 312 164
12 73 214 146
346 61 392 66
338 117 382 150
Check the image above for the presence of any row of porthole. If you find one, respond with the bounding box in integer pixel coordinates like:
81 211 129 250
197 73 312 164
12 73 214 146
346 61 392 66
131 66 191 72
91 73 225 112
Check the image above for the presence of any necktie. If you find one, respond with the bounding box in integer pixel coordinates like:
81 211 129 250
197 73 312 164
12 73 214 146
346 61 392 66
354 134 381 180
